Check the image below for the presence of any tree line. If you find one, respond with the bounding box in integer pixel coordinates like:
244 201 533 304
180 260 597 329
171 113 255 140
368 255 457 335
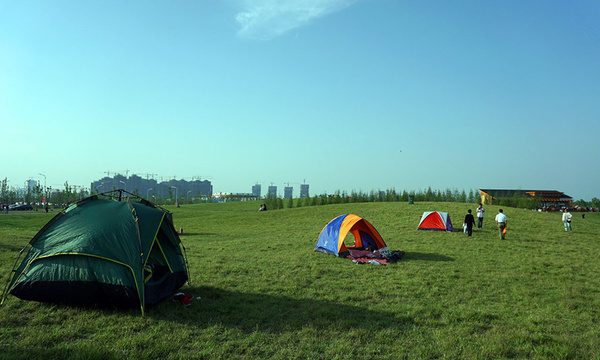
263 187 600 211
1 178 87 207
264 187 483 210
0 178 207 207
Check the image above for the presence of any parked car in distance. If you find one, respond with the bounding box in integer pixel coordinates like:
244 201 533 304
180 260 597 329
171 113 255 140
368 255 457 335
9 204 33 211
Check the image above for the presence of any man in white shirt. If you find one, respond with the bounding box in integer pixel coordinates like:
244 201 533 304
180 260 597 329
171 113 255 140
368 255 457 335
476 204 485 228
562 209 572 231
495 209 507 240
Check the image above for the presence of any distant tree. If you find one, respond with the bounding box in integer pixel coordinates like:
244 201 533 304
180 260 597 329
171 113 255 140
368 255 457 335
346 191 353 203
302 196 310 207
320 194 329 206
332 191 342 204
1 178 9 204
400 190 408 202
265 194 277 210
575 199 588 207
78 187 87 201
459 189 467 203
33 181 43 205
58 181 70 205
386 188 396 202
444 188 452 202
360 190 369 202
430 189 439 202
368 190 376 202
286 197 294 209
168 188 174 205
24 186 33 205
451 188 460 202
413 189 422 202
468 189 476 204
425 187 434 201
8 187 18 205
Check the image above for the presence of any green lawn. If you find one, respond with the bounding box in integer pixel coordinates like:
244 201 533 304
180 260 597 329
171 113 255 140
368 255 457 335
1 201 599 359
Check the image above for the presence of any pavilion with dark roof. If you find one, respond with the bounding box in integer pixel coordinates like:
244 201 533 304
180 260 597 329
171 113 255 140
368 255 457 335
479 189 573 209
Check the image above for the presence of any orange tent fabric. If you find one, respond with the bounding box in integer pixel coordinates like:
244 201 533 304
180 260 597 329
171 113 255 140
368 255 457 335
314 214 387 256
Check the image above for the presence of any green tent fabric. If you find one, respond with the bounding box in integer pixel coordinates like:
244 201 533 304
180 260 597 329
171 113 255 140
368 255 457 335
1 193 189 315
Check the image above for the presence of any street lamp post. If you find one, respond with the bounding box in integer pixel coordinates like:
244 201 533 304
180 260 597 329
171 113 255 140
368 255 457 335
119 181 126 192
24 179 34 204
170 186 178 206
38 173 46 202
147 188 153 200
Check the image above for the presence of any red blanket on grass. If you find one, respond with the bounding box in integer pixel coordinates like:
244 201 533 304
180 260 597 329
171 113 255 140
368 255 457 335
346 249 389 265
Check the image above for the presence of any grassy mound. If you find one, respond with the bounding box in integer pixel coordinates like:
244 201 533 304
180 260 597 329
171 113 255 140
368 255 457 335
1 201 599 359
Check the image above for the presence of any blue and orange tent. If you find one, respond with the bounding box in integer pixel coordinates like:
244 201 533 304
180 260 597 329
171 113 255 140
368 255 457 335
314 214 387 257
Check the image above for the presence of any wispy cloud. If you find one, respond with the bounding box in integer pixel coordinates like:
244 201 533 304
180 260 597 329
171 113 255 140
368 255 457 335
235 0 360 40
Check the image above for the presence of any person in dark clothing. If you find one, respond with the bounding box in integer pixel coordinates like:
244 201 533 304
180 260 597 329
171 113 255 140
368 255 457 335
464 209 476 237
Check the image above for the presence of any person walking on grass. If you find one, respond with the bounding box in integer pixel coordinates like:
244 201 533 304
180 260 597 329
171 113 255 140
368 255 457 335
562 208 573 232
495 209 507 240
464 209 476 237
476 203 485 228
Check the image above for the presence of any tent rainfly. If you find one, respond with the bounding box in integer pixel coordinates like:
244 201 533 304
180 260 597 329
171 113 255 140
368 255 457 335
417 211 454 231
314 214 387 257
1 190 189 315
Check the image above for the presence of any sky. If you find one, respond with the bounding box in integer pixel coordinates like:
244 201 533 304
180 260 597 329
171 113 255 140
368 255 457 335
1 0 599 200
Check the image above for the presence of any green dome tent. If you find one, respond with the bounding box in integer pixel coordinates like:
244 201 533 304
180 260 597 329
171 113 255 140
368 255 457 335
1 190 189 315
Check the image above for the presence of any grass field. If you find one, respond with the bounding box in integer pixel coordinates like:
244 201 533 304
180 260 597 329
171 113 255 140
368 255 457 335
1 201 599 359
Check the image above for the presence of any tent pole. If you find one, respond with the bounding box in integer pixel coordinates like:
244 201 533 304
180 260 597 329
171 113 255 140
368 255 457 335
0 246 28 305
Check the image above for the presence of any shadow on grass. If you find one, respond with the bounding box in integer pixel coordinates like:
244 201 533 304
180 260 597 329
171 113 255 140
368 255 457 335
147 286 416 333
178 232 218 237
0 242 24 252
402 252 454 262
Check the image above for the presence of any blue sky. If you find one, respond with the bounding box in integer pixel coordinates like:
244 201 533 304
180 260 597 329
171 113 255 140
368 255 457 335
2 0 599 200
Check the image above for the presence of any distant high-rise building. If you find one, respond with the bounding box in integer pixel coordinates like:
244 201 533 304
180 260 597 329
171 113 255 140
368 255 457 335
26 179 37 190
267 185 277 197
90 175 212 200
252 184 261 198
300 184 309 198
284 186 293 199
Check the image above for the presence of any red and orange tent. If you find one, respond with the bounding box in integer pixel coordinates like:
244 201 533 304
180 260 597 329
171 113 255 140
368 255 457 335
417 211 454 231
